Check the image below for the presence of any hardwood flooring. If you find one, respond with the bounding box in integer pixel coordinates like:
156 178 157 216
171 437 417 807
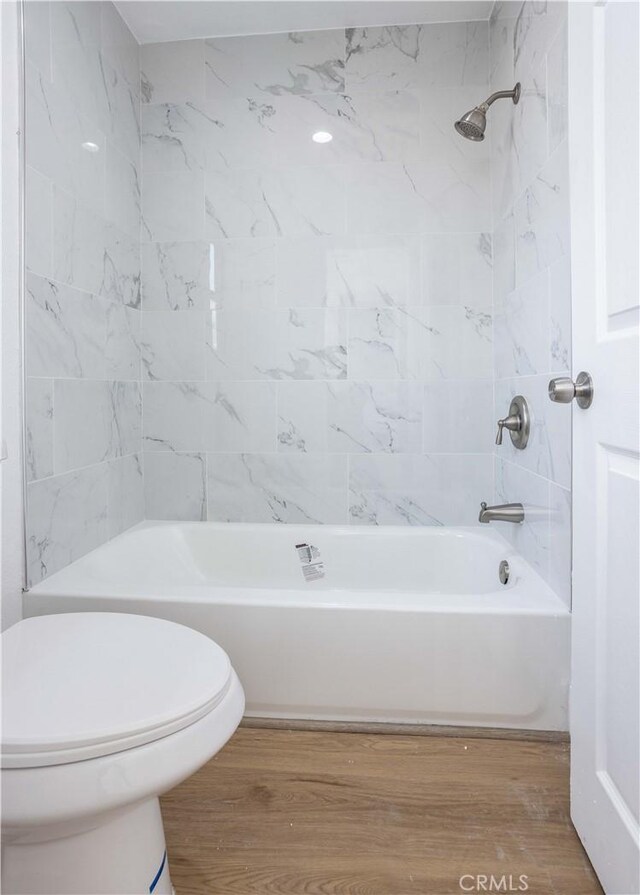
161 728 603 895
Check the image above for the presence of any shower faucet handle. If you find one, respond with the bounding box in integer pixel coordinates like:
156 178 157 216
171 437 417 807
495 396 530 450
495 414 521 445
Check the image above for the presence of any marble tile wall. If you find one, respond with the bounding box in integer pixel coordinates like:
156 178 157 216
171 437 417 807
139 22 497 526
24 2 143 585
489 1 571 605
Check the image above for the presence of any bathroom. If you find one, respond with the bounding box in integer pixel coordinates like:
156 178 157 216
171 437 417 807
0 0 637 892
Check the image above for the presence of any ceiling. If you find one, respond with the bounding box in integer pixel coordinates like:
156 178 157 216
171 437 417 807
116 1 494 44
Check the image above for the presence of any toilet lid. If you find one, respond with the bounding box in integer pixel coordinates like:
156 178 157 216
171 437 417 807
1 613 233 769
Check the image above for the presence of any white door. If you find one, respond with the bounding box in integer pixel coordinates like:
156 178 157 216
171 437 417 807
568 1 640 893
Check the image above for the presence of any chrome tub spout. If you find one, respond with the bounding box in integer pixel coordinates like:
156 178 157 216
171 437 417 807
478 501 525 523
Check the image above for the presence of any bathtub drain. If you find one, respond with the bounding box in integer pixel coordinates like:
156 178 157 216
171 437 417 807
499 560 510 585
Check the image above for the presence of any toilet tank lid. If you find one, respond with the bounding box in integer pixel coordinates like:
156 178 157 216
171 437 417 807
1 613 232 768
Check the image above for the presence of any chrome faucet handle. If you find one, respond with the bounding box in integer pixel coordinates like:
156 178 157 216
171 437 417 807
495 414 520 445
495 396 530 450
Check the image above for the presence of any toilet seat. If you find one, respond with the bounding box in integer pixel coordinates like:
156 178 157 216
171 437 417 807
1 613 232 769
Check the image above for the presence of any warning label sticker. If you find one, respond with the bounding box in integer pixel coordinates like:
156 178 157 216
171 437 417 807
295 543 325 582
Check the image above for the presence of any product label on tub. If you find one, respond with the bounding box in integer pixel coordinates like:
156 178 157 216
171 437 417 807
295 543 325 582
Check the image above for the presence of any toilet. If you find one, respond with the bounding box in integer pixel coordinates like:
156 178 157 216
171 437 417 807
1 613 245 895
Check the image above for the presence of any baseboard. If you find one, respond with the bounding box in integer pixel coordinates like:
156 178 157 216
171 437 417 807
240 716 570 743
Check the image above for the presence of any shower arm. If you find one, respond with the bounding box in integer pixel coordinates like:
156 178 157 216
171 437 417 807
478 85 521 110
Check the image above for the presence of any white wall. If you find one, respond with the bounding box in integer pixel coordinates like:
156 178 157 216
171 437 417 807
489 0 571 606
23 2 143 587
139 23 496 525
1 0 25 629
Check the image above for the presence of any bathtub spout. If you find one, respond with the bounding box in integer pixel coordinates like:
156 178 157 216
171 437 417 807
478 501 525 523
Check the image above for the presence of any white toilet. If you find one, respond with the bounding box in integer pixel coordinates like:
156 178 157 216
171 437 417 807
1 612 245 895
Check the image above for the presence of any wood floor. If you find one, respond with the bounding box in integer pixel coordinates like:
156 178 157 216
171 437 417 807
161 728 603 895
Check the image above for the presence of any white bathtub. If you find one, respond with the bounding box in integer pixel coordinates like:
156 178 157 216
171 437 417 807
24 522 570 731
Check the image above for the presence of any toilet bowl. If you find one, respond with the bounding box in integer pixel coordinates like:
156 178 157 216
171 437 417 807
1 613 245 895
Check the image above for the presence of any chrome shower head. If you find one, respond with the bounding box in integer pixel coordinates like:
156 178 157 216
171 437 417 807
454 106 487 141
454 83 520 142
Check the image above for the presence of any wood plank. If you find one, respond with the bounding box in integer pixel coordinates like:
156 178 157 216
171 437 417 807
161 728 603 895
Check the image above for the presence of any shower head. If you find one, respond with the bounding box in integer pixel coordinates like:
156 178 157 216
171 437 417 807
454 83 520 142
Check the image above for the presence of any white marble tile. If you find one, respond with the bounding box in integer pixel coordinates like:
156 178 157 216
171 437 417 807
143 239 275 313
141 242 213 311
423 379 494 453
108 452 144 537
25 167 53 278
206 308 277 381
52 187 108 297
141 40 205 105
25 1 51 79
347 160 491 235
511 58 548 194
345 25 423 92
110 382 143 460
101 53 141 165
101 2 140 99
327 381 423 454
548 256 571 373
270 91 420 167
205 30 345 100
51 2 101 53
26 378 54 482
50 3 105 134
492 213 516 306
548 481 571 607
348 308 423 380
277 381 329 453
27 463 109 586
420 21 489 87
143 381 211 452
141 310 206 381
209 239 276 310
489 11 516 86
205 382 277 453
103 222 141 309
345 22 488 92
272 309 347 380
200 97 277 173
514 142 569 286
513 1 567 78
420 306 493 380
207 453 348 524
277 235 420 309
421 233 492 307
105 143 140 239
495 457 550 581
144 451 207 521
346 162 425 235
490 102 519 226
141 102 206 173
494 270 550 378
142 170 204 242
349 453 493 526
105 303 140 381
26 272 107 379
546 20 568 159
54 379 141 474
205 166 346 239
27 64 106 215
